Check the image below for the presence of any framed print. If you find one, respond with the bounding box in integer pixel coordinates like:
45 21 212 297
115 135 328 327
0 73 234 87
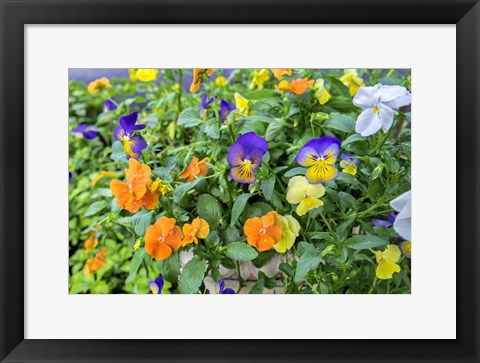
1 0 479 362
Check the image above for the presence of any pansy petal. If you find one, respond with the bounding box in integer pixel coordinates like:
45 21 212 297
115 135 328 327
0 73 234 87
114 125 126 140
300 136 341 159
133 124 147 131
130 134 148 153
222 287 236 294
227 143 246 167
383 245 401 263
378 103 395 133
230 164 256 184
352 85 379 109
286 176 309 204
296 146 319 167
119 111 139 134
296 196 323 216
355 108 383 137
305 182 326 199
372 219 392 228
378 85 410 103
393 215 411 241
149 281 160 294
236 132 268 155
305 163 338 184
376 260 400 279
390 191 411 213
154 276 165 291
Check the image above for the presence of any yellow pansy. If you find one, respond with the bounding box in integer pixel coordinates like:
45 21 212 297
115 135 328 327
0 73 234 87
286 176 325 216
150 179 172 196
272 68 292 80
234 93 251 116
340 161 357 176
374 244 401 279
129 69 137 81
340 69 365 96
135 69 159 82
215 76 227 87
313 79 331 105
273 215 301 253
401 241 411 259
249 69 270 90
91 171 116 187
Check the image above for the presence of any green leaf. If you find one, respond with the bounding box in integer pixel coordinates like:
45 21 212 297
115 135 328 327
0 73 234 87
173 178 201 203
338 192 357 211
284 167 307 177
177 107 202 128
230 193 250 227
249 278 265 294
323 112 355 133
325 76 351 97
158 253 180 283
260 176 275 201
85 201 107 217
279 262 293 277
342 134 366 147
345 235 388 250
265 119 285 141
294 250 322 283
131 210 153 236
336 214 357 241
196 194 223 229
204 123 220 139
252 250 275 268
178 257 207 294
152 167 173 181
125 248 146 284
225 242 258 261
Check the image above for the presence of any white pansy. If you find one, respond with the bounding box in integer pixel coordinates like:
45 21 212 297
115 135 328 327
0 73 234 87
353 84 411 137
390 190 411 241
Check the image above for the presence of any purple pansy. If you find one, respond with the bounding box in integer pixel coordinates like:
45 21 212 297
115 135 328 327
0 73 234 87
372 212 397 228
216 280 236 294
219 100 236 122
114 111 148 160
199 93 216 118
227 132 268 184
103 99 118 112
149 276 164 294
296 136 341 184
72 123 98 140
223 69 234 78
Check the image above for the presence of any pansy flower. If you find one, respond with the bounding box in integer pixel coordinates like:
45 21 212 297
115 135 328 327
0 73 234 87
339 153 360 176
103 99 118 112
401 241 411 259
219 100 236 122
273 215 301 253
286 176 326 216
390 190 411 241
374 244 401 280
234 93 251 116
190 68 215 93
271 69 292 79
114 111 148 160
244 211 282 252
83 251 106 275
144 216 183 260
135 69 159 82
313 79 331 105
296 136 341 184
227 132 268 184
199 93 216 118
179 157 210 182
215 76 227 87
72 123 98 140
372 212 397 228
182 217 210 246
249 69 270 89
84 231 99 252
353 84 412 137
149 276 164 294
87 77 111 94
340 69 365 96
275 78 314 95
216 280 236 294
110 158 159 213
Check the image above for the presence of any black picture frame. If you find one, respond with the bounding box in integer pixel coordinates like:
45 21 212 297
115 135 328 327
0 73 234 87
1 0 479 362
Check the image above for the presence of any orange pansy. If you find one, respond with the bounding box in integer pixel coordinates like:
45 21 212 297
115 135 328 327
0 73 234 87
84 231 98 252
87 77 111 94
272 69 292 79
110 158 159 213
179 157 210 182
189 69 215 93
145 216 184 260
83 251 106 275
275 78 314 95
244 211 282 252
182 217 210 246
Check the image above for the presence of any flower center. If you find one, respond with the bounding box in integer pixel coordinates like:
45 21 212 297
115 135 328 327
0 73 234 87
373 106 379 114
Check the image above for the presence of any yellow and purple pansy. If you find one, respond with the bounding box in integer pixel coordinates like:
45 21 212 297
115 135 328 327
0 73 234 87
149 276 164 294
219 100 236 122
227 132 268 184
296 136 341 184
72 123 98 140
372 212 396 228
103 99 118 112
114 111 148 160
340 153 360 176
